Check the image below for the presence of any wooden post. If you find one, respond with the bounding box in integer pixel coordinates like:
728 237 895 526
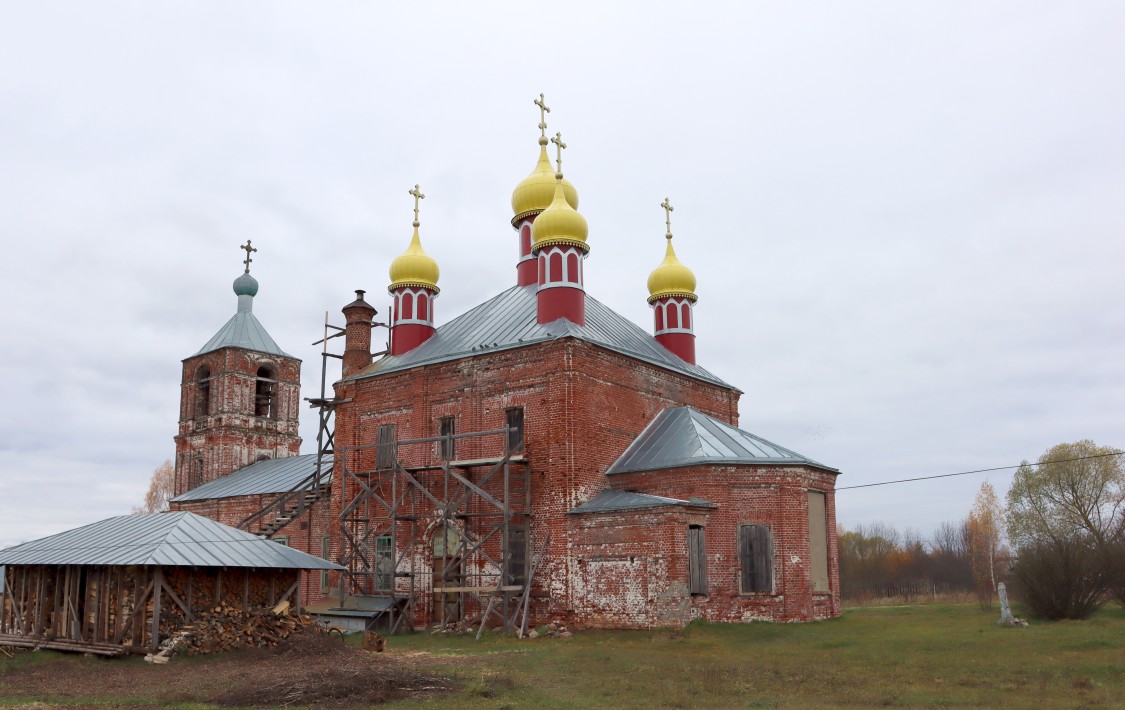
50 567 63 637
215 569 222 606
33 565 46 639
0 565 8 634
186 569 193 619
242 569 249 611
131 570 145 647
150 568 163 653
268 575 275 606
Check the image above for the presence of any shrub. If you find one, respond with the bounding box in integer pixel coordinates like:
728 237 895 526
1010 536 1108 620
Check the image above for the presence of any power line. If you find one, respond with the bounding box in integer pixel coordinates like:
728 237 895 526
836 451 1124 491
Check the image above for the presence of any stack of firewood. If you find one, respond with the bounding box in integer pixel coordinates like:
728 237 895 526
170 601 317 655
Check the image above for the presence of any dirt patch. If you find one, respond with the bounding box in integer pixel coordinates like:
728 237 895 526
0 628 458 708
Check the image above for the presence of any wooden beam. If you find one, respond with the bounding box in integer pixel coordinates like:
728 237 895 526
150 568 163 653
159 575 192 621
242 569 249 611
33 565 46 639
0 565 8 634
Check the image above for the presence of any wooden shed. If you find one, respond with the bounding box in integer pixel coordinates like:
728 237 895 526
0 512 341 656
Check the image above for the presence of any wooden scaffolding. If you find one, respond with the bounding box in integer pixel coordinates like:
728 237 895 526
337 426 532 634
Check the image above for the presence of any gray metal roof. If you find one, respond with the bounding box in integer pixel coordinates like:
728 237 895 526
607 406 838 475
0 512 343 569
568 490 715 514
194 293 292 358
170 454 331 503
349 285 730 387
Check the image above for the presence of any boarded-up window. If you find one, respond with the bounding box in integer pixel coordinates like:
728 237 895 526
505 407 524 453
376 424 396 469
808 491 830 592
739 524 773 593
688 525 708 595
438 416 455 460
505 526 527 585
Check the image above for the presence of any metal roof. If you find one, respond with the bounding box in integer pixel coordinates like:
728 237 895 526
194 294 291 358
348 285 730 387
170 454 331 503
0 512 343 569
607 406 838 475
568 490 715 514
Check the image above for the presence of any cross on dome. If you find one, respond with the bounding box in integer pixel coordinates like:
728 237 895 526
534 93 551 140
660 198 675 240
409 184 426 227
240 240 257 273
551 132 567 176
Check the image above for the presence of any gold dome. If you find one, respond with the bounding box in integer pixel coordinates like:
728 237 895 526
532 177 589 252
388 226 440 292
647 238 697 302
511 139 579 224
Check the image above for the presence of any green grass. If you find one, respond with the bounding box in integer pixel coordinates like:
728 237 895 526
385 604 1125 709
2 604 1122 708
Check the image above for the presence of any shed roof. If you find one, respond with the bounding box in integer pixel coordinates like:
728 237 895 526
607 406 838 475
568 490 715 514
0 512 342 569
348 285 730 387
170 454 331 503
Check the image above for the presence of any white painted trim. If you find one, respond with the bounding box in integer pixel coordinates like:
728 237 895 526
394 318 434 326
537 282 586 292
655 327 694 335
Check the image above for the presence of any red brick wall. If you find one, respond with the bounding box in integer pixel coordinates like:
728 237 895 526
331 336 743 626
608 464 841 622
174 348 302 497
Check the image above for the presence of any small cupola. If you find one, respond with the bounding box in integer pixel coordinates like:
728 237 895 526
647 199 698 364
388 184 440 356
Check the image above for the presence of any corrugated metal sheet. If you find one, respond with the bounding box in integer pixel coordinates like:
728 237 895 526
170 454 331 503
350 285 730 387
607 406 838 475
568 490 714 514
194 295 291 358
0 512 342 569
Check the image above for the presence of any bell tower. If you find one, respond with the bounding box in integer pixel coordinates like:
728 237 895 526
173 241 302 496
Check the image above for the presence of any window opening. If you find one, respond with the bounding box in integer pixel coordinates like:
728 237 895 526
739 524 774 593
506 526 528 585
255 366 278 418
273 537 288 547
375 535 394 591
376 424 396 470
438 416 455 460
194 365 211 417
321 536 332 590
505 407 524 453
688 525 708 595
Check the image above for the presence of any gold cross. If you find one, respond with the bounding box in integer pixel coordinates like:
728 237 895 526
534 93 550 139
660 198 674 240
240 239 257 272
408 184 425 227
550 131 567 175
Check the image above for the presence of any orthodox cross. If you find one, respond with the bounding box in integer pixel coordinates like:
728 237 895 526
661 197 674 240
551 131 567 175
534 93 551 139
240 239 257 272
409 184 425 227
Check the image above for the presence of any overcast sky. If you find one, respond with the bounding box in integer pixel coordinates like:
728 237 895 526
1 1 1122 549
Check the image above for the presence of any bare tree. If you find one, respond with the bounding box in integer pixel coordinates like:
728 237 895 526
966 482 1005 607
133 460 175 515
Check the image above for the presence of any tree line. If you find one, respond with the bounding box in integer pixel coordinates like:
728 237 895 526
840 440 1124 619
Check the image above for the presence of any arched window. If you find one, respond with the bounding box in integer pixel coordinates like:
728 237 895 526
416 291 429 322
681 303 691 330
401 291 414 321
255 365 278 418
566 252 579 283
549 252 563 283
538 254 547 285
655 304 665 331
194 365 211 417
667 303 679 329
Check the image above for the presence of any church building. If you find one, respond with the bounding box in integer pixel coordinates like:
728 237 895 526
169 97 841 631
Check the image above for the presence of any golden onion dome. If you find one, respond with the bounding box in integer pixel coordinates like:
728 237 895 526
511 138 579 224
647 238 697 302
531 175 589 252
388 226 440 293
